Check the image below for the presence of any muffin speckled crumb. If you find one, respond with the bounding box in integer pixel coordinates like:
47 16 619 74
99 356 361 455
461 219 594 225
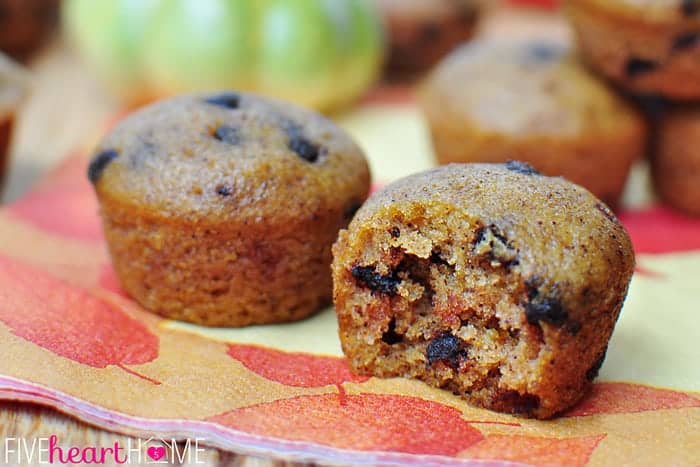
566 0 700 99
332 162 634 419
653 107 700 216
419 40 647 206
89 92 370 327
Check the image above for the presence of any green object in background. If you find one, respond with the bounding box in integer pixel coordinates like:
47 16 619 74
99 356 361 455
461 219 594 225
63 0 385 112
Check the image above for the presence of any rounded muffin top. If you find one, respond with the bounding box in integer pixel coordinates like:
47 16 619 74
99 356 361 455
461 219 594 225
89 92 370 223
351 162 635 299
419 40 644 138
571 0 700 23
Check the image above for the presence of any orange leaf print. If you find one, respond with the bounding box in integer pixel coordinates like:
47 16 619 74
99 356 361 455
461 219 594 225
227 343 368 388
565 382 700 417
460 434 605 467
209 393 484 456
0 254 160 384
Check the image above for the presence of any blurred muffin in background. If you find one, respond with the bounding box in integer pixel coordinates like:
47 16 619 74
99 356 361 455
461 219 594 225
566 0 700 100
653 106 700 216
419 40 647 206
0 53 29 195
376 0 481 80
0 0 60 62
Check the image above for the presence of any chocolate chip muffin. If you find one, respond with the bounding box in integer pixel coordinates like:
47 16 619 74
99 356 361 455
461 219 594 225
419 40 647 206
376 0 480 80
89 92 370 327
332 162 635 419
566 0 700 100
653 106 700 216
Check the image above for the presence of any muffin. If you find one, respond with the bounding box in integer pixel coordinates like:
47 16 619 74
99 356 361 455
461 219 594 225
566 0 700 100
332 162 635 419
653 106 700 216
0 0 60 61
419 40 647 206
89 92 371 327
376 0 480 80
0 53 29 195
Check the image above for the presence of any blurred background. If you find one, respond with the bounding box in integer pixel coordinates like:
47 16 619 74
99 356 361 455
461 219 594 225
3 0 687 219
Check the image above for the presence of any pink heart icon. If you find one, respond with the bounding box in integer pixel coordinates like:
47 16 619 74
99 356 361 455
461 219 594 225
147 446 165 461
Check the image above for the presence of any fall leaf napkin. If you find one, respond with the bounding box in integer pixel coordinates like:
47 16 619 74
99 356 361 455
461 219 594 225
0 96 699 466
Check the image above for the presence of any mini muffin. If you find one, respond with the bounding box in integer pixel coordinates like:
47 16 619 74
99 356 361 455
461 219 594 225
0 53 28 194
653 106 700 216
332 162 635 419
566 0 700 100
376 0 480 80
89 92 370 327
419 40 647 206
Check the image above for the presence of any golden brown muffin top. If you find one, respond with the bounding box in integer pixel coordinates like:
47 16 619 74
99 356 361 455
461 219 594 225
89 92 370 223
419 40 644 138
352 162 635 303
570 0 700 23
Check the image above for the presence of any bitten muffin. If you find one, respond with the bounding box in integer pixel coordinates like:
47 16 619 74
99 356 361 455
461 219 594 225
376 0 480 80
419 40 647 206
89 92 370 327
653 106 700 216
566 0 700 100
332 162 635 419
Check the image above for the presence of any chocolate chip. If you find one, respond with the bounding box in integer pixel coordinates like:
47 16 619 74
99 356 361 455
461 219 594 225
214 125 240 145
204 92 240 109
390 227 401 238
681 0 699 16
382 318 403 345
351 265 400 296
87 149 119 184
595 202 618 223
473 224 519 267
672 32 700 51
496 390 541 415
216 185 232 196
625 58 658 77
586 350 608 381
426 333 464 366
289 137 320 163
506 160 540 176
525 297 568 325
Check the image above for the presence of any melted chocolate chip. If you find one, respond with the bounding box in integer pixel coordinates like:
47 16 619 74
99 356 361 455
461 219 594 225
289 136 320 163
87 149 119 184
216 185 232 196
506 160 540 176
625 58 658 77
586 350 607 381
525 297 568 325
390 227 401 238
204 92 240 109
681 0 699 16
426 333 464 367
382 318 403 345
672 32 700 51
351 265 400 296
473 224 519 267
214 125 240 145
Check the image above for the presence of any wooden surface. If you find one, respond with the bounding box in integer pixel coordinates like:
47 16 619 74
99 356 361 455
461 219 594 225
0 5 565 466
